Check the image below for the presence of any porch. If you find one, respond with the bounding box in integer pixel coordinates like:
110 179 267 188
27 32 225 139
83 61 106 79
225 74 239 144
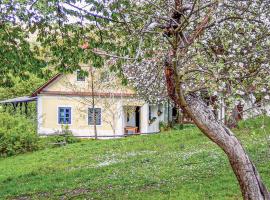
123 106 141 135
0 96 37 115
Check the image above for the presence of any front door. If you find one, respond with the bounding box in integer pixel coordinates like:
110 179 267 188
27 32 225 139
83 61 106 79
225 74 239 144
135 107 140 132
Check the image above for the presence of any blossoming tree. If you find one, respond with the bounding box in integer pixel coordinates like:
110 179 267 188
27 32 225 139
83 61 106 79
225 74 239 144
1 0 270 199
119 1 270 199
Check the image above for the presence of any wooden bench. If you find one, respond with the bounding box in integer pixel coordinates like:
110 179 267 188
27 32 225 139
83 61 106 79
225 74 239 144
124 126 139 135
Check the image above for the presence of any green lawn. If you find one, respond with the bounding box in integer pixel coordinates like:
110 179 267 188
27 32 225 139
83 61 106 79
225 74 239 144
0 117 269 200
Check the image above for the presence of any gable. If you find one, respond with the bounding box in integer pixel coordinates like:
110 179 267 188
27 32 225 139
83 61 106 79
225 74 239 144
32 68 136 97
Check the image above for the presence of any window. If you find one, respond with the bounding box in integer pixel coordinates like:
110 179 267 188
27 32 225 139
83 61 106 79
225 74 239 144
58 107 71 124
77 70 85 81
88 108 101 125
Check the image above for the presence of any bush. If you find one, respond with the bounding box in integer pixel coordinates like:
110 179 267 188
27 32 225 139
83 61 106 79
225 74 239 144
172 124 184 130
48 126 80 144
159 122 171 132
39 126 81 148
238 115 270 130
0 112 39 157
0 112 81 157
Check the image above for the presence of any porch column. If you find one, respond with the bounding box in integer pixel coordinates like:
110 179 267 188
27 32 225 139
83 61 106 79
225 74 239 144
140 103 149 134
37 96 43 135
116 100 125 135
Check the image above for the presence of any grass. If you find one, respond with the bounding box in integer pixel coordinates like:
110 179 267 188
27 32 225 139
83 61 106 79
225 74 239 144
0 116 269 200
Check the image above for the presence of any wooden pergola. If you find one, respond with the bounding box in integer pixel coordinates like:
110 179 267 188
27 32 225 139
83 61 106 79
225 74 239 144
0 96 37 114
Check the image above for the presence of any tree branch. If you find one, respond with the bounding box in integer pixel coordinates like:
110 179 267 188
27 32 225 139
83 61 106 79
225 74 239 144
64 2 126 24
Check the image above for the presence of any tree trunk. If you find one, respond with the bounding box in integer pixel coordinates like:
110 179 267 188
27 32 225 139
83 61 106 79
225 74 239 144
112 115 116 137
90 67 97 139
184 95 270 200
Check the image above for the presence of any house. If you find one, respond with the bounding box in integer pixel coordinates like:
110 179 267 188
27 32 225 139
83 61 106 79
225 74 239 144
2 68 268 138
28 68 173 138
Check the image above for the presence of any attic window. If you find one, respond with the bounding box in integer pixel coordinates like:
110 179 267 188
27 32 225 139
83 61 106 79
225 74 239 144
77 70 85 81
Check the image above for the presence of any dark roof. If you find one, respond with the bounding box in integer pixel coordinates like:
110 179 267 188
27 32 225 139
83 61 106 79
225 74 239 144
0 74 61 104
0 96 37 104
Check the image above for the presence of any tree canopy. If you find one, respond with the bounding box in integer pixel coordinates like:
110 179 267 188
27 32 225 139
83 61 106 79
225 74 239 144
1 0 269 103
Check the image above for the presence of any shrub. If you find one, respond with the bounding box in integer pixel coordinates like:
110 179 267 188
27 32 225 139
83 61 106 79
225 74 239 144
0 112 39 157
238 115 270 130
40 126 81 148
159 122 171 132
172 124 184 130
0 112 81 157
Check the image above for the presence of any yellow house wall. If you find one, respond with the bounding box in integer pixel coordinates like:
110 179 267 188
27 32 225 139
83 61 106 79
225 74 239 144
38 95 123 136
43 69 135 94
36 68 151 137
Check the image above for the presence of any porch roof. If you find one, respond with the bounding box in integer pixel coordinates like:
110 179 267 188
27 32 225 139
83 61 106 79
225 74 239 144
0 96 37 104
123 102 144 107
122 99 145 107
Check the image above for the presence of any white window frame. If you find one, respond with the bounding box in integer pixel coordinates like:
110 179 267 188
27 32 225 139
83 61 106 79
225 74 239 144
57 105 73 125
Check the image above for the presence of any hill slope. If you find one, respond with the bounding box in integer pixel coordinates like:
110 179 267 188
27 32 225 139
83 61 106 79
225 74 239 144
0 117 269 200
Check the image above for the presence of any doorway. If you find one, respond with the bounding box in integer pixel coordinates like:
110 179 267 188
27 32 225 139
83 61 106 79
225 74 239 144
135 106 140 132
